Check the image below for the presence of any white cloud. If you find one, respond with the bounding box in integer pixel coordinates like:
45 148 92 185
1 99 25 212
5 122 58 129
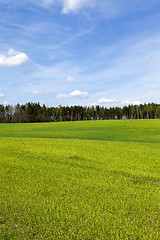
62 0 96 14
67 76 75 82
143 56 151 62
56 93 69 99
124 100 142 105
56 90 89 99
3 101 9 106
0 93 4 98
70 90 89 97
32 90 43 95
2 0 160 18
8 49 19 56
87 102 99 107
94 97 143 107
0 49 29 67
95 0 160 19
151 83 160 89
3 0 96 12
41 0 55 7
97 98 119 104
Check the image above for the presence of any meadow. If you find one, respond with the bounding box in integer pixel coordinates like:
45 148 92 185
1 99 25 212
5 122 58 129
0 120 160 239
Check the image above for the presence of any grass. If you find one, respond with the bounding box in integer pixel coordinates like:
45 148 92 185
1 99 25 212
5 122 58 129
0 120 160 239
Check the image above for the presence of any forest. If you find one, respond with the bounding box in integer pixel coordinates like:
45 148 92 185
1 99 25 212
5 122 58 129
0 102 160 123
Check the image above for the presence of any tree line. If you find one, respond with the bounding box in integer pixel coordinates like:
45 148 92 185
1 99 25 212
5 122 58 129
0 102 160 123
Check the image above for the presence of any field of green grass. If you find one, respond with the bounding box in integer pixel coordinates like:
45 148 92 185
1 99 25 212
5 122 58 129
0 120 160 239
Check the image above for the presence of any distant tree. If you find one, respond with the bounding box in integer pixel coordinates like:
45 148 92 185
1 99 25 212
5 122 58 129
155 105 160 118
5 105 13 123
0 105 5 123
0 102 160 123
12 103 22 123
96 105 100 120
148 103 156 119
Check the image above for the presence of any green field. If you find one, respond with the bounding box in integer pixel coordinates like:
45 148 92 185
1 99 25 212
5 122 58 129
0 120 160 239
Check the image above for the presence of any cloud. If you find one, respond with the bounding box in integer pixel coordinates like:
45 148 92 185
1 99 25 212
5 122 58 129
124 100 142 105
70 90 89 97
2 0 160 18
95 0 160 19
0 49 29 67
151 83 160 89
41 0 55 7
143 56 151 62
62 0 96 14
97 98 119 104
56 93 69 99
2 0 96 13
96 98 143 107
67 76 75 82
0 93 4 98
56 90 89 98
87 102 99 107
3 101 9 106
32 90 43 95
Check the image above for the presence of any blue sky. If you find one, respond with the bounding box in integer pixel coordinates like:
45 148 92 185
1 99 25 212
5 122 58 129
0 0 160 107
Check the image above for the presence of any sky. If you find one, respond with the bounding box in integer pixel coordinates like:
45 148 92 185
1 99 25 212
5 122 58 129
0 0 160 107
